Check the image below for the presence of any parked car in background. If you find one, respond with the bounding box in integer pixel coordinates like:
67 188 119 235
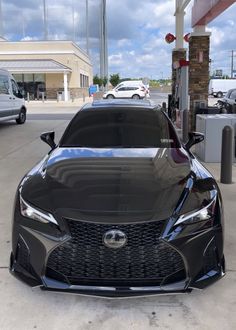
223 88 236 106
0 69 27 124
209 78 236 98
10 99 225 297
103 85 148 99
116 80 150 96
216 88 236 113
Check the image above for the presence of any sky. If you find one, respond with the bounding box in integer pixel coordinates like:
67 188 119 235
0 0 236 80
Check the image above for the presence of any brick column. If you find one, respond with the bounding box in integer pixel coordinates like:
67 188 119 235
172 49 187 97
189 32 211 130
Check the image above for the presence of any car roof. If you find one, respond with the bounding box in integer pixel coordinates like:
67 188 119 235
82 99 159 111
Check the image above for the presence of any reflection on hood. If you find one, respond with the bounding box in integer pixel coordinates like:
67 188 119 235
22 147 211 223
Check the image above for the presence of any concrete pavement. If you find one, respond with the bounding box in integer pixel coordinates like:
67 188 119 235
25 96 93 114
0 104 236 330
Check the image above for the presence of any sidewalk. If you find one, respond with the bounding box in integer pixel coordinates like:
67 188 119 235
25 97 93 114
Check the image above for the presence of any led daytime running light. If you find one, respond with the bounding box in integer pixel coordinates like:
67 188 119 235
20 195 58 225
175 198 216 226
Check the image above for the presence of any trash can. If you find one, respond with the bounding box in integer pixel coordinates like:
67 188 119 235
57 91 63 102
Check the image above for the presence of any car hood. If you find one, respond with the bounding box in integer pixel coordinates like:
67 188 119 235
22 148 211 223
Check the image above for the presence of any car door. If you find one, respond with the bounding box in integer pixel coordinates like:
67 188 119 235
114 86 130 98
11 79 23 115
0 73 13 118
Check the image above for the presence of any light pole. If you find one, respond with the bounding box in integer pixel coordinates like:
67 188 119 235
0 0 3 37
43 0 48 40
72 0 75 41
86 0 89 55
100 0 108 87
230 50 236 78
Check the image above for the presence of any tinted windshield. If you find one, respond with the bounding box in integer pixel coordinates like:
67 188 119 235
60 108 180 148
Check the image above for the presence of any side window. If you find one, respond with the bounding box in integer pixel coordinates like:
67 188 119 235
230 90 236 99
11 80 19 97
0 75 9 94
117 87 127 91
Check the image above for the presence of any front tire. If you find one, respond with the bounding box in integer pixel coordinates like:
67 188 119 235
106 94 115 99
217 92 223 98
16 108 26 125
132 94 140 100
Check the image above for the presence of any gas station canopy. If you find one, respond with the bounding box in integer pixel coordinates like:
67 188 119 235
192 0 236 27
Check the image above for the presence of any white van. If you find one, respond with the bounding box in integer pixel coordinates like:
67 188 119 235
209 79 236 98
0 69 26 124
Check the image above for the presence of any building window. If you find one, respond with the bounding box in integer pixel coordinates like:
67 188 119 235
13 73 46 100
80 73 89 88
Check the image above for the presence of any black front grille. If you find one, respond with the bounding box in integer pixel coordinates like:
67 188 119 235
46 219 186 286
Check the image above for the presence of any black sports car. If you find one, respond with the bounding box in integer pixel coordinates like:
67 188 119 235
10 100 225 297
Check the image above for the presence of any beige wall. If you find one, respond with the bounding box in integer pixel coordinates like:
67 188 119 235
0 41 93 90
45 73 64 89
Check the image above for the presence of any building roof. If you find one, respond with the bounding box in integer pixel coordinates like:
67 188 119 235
0 59 71 73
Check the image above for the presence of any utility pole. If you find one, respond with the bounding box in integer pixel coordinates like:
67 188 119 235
22 14 26 39
100 0 108 86
0 0 3 37
43 0 48 40
231 50 235 78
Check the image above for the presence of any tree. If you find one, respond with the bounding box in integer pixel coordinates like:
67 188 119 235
93 74 102 87
102 76 108 87
109 73 120 87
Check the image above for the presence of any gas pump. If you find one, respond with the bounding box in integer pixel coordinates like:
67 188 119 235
171 59 190 140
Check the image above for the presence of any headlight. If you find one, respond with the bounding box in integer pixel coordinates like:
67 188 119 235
175 198 216 226
20 195 58 225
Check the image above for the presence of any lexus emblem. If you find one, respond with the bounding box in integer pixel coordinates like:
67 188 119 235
103 230 127 249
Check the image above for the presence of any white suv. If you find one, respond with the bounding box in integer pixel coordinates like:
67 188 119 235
103 85 147 99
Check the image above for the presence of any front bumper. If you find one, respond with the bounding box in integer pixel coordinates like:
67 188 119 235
10 209 225 297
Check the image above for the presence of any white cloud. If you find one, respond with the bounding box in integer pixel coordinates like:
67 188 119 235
117 39 132 48
108 53 124 66
209 27 225 47
21 36 39 41
1 0 236 78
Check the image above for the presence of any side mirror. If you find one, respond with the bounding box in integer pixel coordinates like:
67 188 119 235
40 131 56 150
185 132 204 150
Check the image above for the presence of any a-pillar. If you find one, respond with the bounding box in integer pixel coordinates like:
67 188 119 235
189 26 211 130
172 49 187 97
63 72 69 101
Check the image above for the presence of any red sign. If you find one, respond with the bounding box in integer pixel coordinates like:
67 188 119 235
165 33 176 44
